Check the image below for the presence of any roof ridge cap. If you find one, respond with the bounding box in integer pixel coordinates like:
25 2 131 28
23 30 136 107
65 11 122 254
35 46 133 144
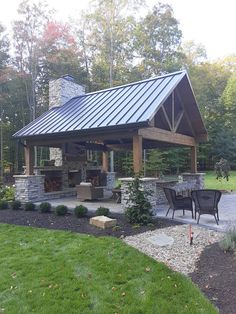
69 70 186 100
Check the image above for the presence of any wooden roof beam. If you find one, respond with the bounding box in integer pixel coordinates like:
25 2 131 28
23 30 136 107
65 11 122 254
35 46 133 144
138 127 196 147
25 130 136 147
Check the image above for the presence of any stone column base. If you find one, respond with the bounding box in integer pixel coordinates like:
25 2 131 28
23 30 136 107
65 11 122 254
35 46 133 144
14 175 45 202
120 177 159 214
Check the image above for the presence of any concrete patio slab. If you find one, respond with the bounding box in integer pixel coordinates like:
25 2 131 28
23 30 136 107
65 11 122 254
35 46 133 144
35 190 124 214
155 193 236 232
35 192 236 232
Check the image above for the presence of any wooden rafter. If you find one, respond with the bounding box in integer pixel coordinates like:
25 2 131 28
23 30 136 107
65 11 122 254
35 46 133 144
161 105 172 131
174 110 184 132
175 89 196 137
159 91 185 134
172 92 175 131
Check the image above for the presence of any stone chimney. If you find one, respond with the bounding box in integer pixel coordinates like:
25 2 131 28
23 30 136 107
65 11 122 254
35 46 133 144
49 75 85 108
49 75 85 166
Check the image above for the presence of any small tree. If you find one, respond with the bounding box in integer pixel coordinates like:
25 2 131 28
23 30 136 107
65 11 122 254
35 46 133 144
125 175 152 225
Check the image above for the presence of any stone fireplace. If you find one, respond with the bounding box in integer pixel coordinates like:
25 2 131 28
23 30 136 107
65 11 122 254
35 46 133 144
14 75 115 202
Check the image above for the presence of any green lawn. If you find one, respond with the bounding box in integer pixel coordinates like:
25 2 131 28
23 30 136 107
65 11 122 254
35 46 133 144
204 170 236 190
0 224 216 314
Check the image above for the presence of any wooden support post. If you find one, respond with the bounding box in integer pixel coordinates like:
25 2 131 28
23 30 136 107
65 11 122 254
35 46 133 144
191 146 197 173
133 134 143 174
24 145 34 175
102 151 109 172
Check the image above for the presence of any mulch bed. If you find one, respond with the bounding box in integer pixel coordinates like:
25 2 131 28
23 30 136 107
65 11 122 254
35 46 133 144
0 208 235 313
190 242 236 314
0 208 181 237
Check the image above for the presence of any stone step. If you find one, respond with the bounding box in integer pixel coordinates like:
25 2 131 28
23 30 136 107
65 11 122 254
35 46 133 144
90 216 117 229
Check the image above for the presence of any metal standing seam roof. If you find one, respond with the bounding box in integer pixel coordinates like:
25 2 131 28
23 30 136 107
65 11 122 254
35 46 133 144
13 70 187 138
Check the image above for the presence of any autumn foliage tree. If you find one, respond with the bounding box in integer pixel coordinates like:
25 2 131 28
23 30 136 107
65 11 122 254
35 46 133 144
39 21 88 111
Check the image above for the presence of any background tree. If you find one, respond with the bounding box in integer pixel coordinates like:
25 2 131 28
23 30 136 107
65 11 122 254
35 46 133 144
0 24 9 70
187 61 231 168
74 0 142 90
134 3 184 77
181 40 207 68
12 0 51 122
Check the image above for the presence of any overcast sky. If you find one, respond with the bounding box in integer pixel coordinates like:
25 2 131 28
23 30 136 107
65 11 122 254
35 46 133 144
0 0 235 60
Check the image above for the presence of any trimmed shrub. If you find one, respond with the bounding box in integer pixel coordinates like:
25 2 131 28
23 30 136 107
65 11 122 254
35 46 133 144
74 205 88 218
95 206 110 216
55 205 68 216
25 202 36 211
0 200 9 210
11 200 22 210
39 202 51 213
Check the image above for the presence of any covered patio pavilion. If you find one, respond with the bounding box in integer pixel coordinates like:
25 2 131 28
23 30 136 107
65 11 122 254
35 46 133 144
13 70 207 205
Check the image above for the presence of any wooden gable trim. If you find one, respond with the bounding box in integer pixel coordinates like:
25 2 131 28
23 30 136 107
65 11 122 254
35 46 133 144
138 127 196 147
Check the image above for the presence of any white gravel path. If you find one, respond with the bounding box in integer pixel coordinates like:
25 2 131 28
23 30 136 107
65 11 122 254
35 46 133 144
123 225 223 275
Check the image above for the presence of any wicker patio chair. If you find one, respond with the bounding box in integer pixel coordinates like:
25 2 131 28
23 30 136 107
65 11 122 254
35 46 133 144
163 187 194 219
191 189 221 225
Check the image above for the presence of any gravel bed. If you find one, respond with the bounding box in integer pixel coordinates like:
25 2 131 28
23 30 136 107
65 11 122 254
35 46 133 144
123 224 223 275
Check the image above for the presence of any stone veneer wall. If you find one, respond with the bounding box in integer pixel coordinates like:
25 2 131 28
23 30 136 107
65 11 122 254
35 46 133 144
105 172 116 191
182 173 205 190
120 173 205 213
61 160 86 190
120 178 159 214
14 175 77 202
156 180 178 204
14 175 45 202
